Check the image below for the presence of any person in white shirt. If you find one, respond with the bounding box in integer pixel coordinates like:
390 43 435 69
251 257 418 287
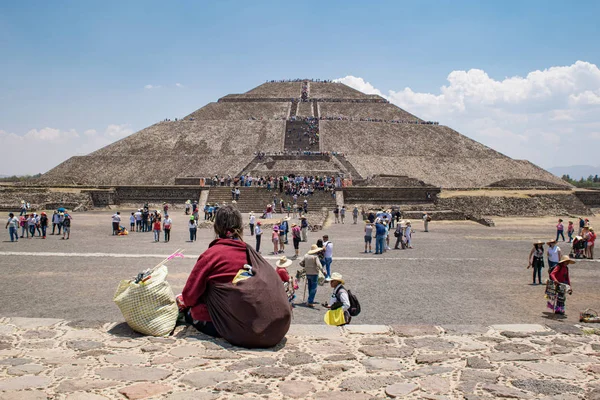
111 212 121 235
254 222 263 253
51 211 61 235
249 212 256 236
163 215 173 242
423 212 430 232
322 234 333 279
129 213 136 232
5 213 19 242
188 216 197 242
323 272 352 325
135 210 142 232
546 239 562 273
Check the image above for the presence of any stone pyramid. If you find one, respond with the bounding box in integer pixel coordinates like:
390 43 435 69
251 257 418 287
41 80 566 188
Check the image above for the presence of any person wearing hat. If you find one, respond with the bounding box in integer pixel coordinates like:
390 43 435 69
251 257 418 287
163 214 173 243
188 215 198 242
528 240 545 285
300 215 309 242
271 225 280 255
323 272 351 325
275 256 295 303
61 212 71 240
374 218 386 254
546 239 562 273
291 223 302 258
249 212 256 236
547 255 575 315
299 245 324 307
254 221 263 253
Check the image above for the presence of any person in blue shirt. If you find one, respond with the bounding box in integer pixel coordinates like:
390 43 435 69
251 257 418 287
374 220 387 255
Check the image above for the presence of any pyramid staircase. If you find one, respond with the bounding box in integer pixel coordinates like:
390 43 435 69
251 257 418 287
206 186 336 213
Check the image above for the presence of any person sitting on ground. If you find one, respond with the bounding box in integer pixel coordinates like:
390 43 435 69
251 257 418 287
322 272 352 325
181 205 291 346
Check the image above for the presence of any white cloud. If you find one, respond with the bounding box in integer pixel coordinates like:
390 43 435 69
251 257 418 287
336 61 600 168
0 125 134 175
144 84 161 89
175 83 184 88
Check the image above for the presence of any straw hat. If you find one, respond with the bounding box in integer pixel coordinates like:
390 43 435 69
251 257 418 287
405 220 411 225
291 223 297 227
558 255 576 265
249 211 254 215
284 217 291 221
534 240 544 245
276 256 292 268
328 272 345 284
307 244 322 255
546 239 557 245
300 215 307 219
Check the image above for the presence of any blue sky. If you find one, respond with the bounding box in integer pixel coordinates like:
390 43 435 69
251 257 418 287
1 0 599 175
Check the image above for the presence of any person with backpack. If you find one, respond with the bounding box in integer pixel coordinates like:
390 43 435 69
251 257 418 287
393 221 405 249
322 272 359 325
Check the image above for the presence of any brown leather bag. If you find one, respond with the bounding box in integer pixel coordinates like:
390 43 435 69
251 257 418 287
204 244 291 348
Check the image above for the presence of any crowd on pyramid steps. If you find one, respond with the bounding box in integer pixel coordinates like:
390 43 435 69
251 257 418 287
265 79 334 83
207 174 351 189
319 116 439 125
301 82 309 101
255 150 345 159
287 117 319 147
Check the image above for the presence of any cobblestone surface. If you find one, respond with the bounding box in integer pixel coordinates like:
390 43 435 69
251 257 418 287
0 318 599 399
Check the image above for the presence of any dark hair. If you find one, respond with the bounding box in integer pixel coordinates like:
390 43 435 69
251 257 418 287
9 213 14 217
214 205 244 240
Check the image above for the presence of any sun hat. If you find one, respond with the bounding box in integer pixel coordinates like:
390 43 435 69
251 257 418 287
291 223 297 227
300 215 307 219
257 221 262 226
534 240 544 245
406 220 411 225
273 226 279 231
328 272 345 284
547 239 557 244
558 255 576 265
307 244 322 255
276 256 292 268
190 216 195 220
249 211 254 215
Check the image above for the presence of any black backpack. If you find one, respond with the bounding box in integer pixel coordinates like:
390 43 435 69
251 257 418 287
336 286 361 317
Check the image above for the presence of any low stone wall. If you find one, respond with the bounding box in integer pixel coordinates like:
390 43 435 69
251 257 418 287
436 193 592 217
344 187 440 204
0 187 93 212
87 186 208 207
574 190 600 207
487 178 572 189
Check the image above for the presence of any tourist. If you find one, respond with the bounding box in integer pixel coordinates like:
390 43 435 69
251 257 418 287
61 213 71 240
153 218 161 242
142 209 150 232
130 213 135 232
303 199 308 214
367 211 375 224
528 240 545 285
556 219 565 242
280 217 289 245
322 234 333 279
185 201 191 215
27 214 36 238
333 206 340 223
340 206 346 224
567 221 575 243
163 202 169 214
352 206 359 224
546 239 562 273
19 201 27 216
585 227 595 259
51 211 60 235
203 204 209 220
364 222 373 253
163 214 173 242
181 205 290 346
423 213 430 232
39 212 48 239
112 212 121 236
255 221 262 253
272 225 280 255
19 214 28 238
546 255 574 315
266 203 273 219
135 209 142 232
249 212 256 236
231 187 235 200
235 187 240 201
299 245 324 307
291 223 301 258
393 221 404 249
189 216 197 242
322 272 351 325
405 221 413 248
374 219 386 254
5 213 19 242
275 256 292 283
578 217 585 235
300 215 308 242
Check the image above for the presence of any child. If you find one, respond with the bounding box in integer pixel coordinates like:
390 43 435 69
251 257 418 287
272 225 279 255
153 219 161 242
567 221 575 243
130 212 135 232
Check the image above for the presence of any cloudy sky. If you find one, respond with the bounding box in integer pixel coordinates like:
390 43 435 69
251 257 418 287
1 1 599 176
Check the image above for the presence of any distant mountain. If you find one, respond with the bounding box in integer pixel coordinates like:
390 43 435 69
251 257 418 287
548 165 600 180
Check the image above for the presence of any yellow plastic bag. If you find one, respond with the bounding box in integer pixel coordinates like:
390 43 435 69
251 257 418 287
324 308 346 326
113 264 178 336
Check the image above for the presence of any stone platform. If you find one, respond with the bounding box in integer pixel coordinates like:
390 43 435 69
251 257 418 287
1 318 599 399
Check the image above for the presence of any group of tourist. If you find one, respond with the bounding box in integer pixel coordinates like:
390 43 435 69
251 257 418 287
555 217 595 259
318 116 439 125
5 210 71 241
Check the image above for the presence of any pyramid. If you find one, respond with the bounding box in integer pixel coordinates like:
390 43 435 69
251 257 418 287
41 80 567 188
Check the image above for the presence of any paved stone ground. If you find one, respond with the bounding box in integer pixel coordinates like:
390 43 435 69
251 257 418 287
0 211 599 325
0 318 599 399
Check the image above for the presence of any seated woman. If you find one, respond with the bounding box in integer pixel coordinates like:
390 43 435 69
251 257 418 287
181 205 247 337
182 205 291 347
